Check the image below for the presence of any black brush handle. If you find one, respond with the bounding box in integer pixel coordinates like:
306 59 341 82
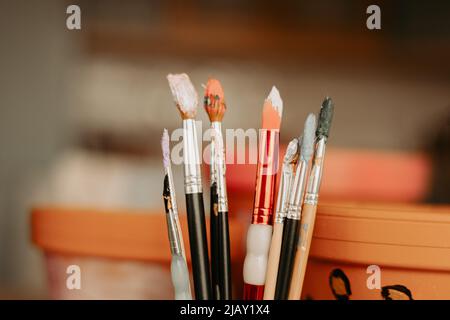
186 192 212 300
275 218 299 299
210 183 221 299
218 211 232 299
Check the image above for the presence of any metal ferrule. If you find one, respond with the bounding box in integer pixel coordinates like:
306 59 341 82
274 161 295 224
165 167 184 257
287 159 308 220
252 129 280 225
183 119 202 194
209 122 220 185
213 123 229 213
304 137 327 205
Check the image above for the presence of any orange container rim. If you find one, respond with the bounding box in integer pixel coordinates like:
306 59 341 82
312 201 450 271
31 206 170 262
31 206 244 263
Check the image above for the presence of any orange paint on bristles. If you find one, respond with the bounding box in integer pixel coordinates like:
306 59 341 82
205 78 224 99
204 78 226 122
262 100 281 130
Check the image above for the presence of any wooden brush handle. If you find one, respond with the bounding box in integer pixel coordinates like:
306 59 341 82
288 203 317 300
263 222 284 300
186 192 212 300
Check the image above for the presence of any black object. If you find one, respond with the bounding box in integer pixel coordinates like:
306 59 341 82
186 192 212 300
210 182 232 300
274 217 299 299
329 268 352 300
210 183 221 299
218 210 232 299
381 285 413 300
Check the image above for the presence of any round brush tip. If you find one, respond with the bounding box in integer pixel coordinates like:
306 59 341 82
204 78 226 122
284 138 299 164
301 113 317 161
316 97 334 138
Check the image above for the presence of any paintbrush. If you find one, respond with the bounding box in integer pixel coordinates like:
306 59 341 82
263 138 299 300
275 113 316 299
161 129 192 300
204 78 232 300
288 97 334 300
243 86 283 300
167 73 212 300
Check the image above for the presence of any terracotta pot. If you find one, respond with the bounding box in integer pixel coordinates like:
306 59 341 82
31 207 245 299
302 202 450 300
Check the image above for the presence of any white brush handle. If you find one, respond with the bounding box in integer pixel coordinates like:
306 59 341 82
171 255 192 300
243 224 273 285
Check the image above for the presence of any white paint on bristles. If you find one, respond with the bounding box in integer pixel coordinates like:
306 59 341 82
167 73 198 117
266 86 283 118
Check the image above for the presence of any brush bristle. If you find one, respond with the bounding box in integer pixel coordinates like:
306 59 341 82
297 135 303 149
204 78 226 122
301 113 316 161
262 86 283 129
167 73 198 119
267 86 283 118
316 97 334 138
161 129 170 168
283 138 299 164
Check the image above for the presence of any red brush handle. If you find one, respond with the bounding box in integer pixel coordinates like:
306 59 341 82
252 129 279 225
243 283 265 300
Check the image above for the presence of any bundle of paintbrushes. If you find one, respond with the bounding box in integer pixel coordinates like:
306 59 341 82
288 98 334 300
161 72 334 300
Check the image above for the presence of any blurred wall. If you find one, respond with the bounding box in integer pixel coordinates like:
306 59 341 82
0 0 80 295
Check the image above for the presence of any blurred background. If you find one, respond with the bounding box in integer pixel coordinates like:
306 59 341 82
0 0 449 298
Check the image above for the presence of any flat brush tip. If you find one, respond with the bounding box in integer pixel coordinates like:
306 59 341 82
161 129 170 168
204 78 226 122
316 97 334 138
301 113 317 161
167 73 198 119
